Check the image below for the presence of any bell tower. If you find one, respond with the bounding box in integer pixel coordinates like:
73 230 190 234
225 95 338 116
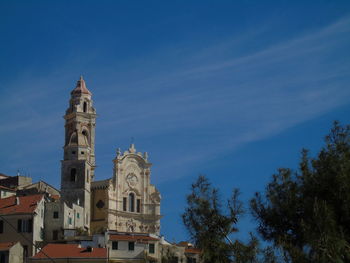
61 76 96 230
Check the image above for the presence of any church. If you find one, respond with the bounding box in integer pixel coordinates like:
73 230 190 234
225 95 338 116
0 76 200 263
61 76 162 235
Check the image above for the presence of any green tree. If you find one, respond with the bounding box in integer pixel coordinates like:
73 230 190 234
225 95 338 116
182 175 278 263
250 122 350 263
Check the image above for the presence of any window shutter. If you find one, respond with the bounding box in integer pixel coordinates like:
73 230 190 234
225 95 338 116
28 219 33 233
17 219 22 232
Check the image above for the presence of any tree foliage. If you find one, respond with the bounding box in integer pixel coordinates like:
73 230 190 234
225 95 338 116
250 122 350 262
182 175 243 263
182 175 278 263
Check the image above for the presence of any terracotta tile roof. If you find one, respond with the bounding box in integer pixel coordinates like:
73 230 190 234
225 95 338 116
0 185 16 191
185 247 202 254
178 241 192 247
109 234 159 242
50 194 60 201
71 76 92 95
0 242 16 251
0 194 44 215
32 244 107 259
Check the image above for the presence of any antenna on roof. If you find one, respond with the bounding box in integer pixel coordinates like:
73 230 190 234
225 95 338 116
17 169 20 176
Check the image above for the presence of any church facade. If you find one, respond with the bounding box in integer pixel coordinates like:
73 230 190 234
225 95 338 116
60 76 161 236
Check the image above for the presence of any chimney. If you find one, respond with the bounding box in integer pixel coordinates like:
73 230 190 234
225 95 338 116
15 197 20 205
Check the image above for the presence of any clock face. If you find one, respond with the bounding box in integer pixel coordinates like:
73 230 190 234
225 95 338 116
126 173 138 187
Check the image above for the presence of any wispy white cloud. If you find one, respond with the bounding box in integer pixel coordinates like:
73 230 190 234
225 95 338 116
1 16 350 183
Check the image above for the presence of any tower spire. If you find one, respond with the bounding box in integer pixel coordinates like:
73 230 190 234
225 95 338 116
71 75 92 95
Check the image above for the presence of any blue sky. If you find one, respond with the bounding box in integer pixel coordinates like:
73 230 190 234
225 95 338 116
1 0 350 242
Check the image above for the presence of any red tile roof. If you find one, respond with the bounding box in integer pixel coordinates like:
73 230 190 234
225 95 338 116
185 247 202 254
0 194 44 215
32 244 107 259
0 242 17 251
50 194 60 201
109 234 159 242
71 76 92 95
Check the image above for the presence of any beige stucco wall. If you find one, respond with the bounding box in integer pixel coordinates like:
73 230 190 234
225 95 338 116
45 201 85 241
9 242 24 263
108 239 160 262
91 188 108 234
0 189 16 199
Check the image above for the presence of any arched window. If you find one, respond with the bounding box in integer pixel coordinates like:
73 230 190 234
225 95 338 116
83 102 87 113
70 168 77 182
129 193 135 212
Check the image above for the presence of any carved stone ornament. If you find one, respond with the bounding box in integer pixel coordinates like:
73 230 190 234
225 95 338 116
126 173 138 187
150 191 161 203
126 218 136 232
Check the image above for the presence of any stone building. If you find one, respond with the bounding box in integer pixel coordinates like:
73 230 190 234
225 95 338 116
0 76 200 263
60 76 97 232
44 200 85 242
0 242 23 263
90 144 161 235
60 77 161 236
0 186 16 199
0 194 46 257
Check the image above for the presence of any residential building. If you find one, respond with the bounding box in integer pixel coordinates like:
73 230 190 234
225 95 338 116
44 200 85 242
107 232 160 263
0 186 16 199
0 175 32 190
0 194 46 258
17 181 60 197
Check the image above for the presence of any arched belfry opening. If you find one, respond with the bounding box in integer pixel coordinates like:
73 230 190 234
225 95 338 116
70 168 77 182
83 101 87 112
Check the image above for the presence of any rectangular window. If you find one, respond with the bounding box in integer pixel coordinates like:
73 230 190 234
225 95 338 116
137 199 141 213
53 230 58 240
53 211 59 218
0 220 3 233
112 241 118 250
17 219 32 233
128 241 135 251
123 197 127 211
77 213 80 219
17 219 22 232
28 219 33 233
68 217 72 225
149 243 155 254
